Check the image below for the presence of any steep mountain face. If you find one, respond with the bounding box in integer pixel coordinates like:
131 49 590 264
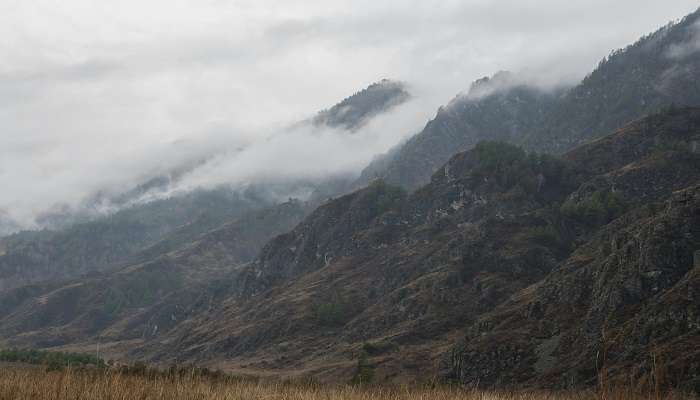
450 185 700 390
312 79 410 131
363 9 700 190
125 108 699 386
0 201 306 352
450 107 700 390
358 72 558 189
528 9 700 153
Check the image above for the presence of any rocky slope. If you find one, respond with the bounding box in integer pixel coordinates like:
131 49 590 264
0 189 264 292
107 108 697 388
363 8 700 190
0 201 306 353
0 107 699 390
450 184 700 391
1 13 700 391
450 107 700 390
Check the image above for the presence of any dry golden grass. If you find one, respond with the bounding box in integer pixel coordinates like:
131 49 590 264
0 367 694 400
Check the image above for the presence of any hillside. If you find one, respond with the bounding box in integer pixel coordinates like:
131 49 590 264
363 8 700 190
1 107 699 391
0 201 306 353
90 108 699 388
450 107 700 390
2 10 700 392
0 79 410 293
0 189 265 292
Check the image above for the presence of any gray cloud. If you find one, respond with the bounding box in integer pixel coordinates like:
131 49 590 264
0 0 698 231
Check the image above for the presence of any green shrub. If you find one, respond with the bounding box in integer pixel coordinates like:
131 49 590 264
469 141 580 198
368 180 406 215
361 341 396 356
0 348 105 369
351 351 375 385
361 342 380 355
312 301 350 327
561 190 627 225
473 141 527 170
523 224 569 251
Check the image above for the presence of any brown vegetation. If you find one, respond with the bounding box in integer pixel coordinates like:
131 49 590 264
0 366 696 400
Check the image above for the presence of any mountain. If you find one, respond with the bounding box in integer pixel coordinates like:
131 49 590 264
0 213 21 238
451 183 700 390
526 10 700 153
451 107 700 389
0 188 265 292
0 80 410 293
2 11 700 391
358 72 558 189
21 107 686 386
0 200 306 352
312 79 410 131
362 8 700 190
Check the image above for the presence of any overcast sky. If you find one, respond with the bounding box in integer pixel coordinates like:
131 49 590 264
1 0 699 229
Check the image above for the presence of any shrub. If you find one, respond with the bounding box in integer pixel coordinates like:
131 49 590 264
523 224 569 252
0 348 105 369
312 301 351 327
473 141 527 170
368 180 406 215
351 351 375 385
561 190 627 225
469 141 580 198
362 341 397 356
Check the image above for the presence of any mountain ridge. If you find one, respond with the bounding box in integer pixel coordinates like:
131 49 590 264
359 8 700 190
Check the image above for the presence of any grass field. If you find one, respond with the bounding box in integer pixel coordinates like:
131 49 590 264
0 366 696 400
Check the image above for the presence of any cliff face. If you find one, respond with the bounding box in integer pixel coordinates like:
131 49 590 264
449 108 700 390
451 185 700 390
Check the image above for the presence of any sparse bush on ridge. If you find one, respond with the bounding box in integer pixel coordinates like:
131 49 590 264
561 190 627 225
367 179 407 215
470 141 579 198
350 350 375 385
311 292 366 328
521 224 570 252
311 300 351 327
472 141 528 171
